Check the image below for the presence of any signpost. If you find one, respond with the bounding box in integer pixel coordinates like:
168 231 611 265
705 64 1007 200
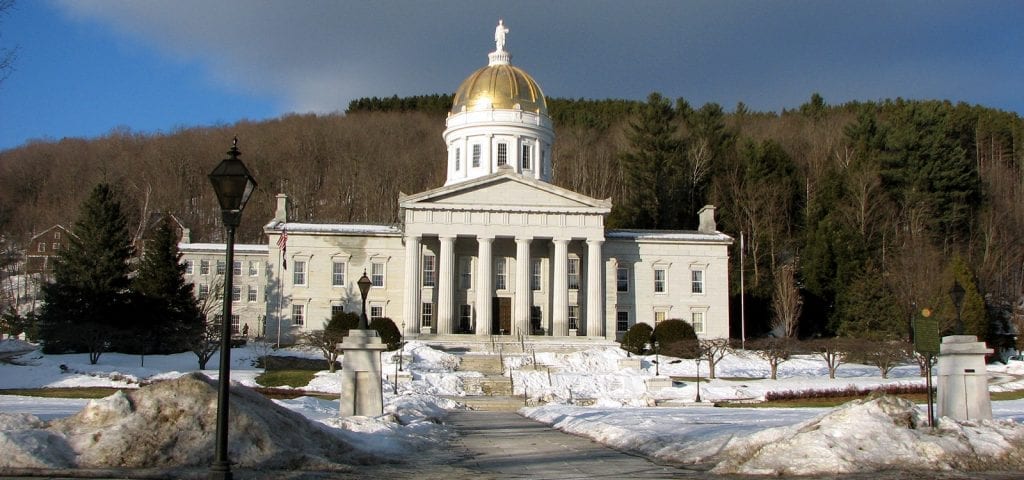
914 308 939 427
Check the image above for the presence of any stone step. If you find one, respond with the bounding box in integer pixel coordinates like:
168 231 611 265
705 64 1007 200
452 395 529 412
414 334 620 354
457 354 504 375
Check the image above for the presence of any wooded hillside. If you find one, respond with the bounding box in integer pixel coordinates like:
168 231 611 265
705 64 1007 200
1 94 1021 342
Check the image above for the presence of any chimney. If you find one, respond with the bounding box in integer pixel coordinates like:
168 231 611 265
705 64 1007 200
698 205 717 234
274 194 289 223
180 228 191 244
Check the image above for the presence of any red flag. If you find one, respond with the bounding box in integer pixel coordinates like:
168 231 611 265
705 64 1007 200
277 231 288 270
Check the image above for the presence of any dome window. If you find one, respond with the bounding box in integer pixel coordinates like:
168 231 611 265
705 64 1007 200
497 143 508 167
521 144 532 170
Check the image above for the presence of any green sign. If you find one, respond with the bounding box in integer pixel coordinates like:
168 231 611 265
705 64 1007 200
914 311 940 355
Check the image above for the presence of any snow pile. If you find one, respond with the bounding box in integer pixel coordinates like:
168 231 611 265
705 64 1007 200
711 395 1024 475
0 373 379 471
0 339 34 353
523 395 1024 475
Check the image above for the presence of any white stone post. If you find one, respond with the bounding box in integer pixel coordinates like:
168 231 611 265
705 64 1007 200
515 236 531 336
476 236 494 336
403 235 421 335
586 238 604 338
552 237 570 336
937 335 993 421
437 235 455 334
338 330 386 417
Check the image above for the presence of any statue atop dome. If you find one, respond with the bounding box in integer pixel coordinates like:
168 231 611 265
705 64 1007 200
495 19 509 52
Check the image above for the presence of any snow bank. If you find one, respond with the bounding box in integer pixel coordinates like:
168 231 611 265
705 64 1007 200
0 373 380 471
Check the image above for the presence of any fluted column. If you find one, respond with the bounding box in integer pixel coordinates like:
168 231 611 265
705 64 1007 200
552 237 570 336
437 235 455 334
475 235 494 336
403 235 421 335
514 236 531 336
586 238 604 337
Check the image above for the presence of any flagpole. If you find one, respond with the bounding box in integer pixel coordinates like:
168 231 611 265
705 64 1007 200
740 231 746 350
275 230 286 349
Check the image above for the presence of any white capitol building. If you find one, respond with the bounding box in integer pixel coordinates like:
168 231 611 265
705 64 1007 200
182 21 733 345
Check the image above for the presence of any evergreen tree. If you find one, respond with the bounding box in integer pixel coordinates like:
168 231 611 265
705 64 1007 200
833 263 903 340
949 255 987 339
39 184 134 361
132 217 202 354
610 92 685 229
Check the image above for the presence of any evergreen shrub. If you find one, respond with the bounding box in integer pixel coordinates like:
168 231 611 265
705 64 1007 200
620 323 653 355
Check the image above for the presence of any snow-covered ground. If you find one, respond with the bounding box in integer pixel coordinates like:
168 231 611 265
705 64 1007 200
1 338 1024 475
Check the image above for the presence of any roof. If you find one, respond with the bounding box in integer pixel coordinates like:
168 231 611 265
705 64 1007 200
607 229 734 244
264 221 401 236
178 243 269 253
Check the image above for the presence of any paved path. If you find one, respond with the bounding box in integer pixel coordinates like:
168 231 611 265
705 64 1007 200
442 410 699 479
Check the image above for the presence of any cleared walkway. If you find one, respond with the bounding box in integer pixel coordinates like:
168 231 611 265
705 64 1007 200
444 410 697 479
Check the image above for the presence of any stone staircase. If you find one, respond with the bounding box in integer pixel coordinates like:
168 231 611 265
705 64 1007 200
455 354 521 410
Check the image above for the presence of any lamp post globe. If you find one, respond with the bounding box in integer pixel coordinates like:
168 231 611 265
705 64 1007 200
357 270 372 330
208 137 257 480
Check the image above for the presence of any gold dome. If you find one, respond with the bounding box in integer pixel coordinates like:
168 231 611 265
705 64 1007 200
451 63 547 115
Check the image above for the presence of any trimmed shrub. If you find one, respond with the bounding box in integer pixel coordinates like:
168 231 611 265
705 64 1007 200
369 317 402 350
620 323 653 355
651 319 697 345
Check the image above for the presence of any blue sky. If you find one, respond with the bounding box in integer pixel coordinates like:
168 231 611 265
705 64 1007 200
1 0 1022 151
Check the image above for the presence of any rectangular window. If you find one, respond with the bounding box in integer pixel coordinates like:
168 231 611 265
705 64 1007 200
37 243 45 253
655 311 666 325
691 311 705 334
54 231 61 240
455 147 460 170
331 304 345 318
530 306 542 334
568 305 579 330
247 285 257 302
198 283 209 300
521 144 531 170
423 255 436 287
497 142 508 166
495 258 507 290
231 315 240 335
616 311 629 332
332 261 346 287
249 261 258 276
371 262 385 287
472 144 481 167
185 260 194 275
291 304 304 326
531 258 542 291
216 260 226 275
421 302 433 328
231 286 241 302
459 257 473 290
654 268 666 293
691 270 704 294
616 266 629 292
200 260 210 275
568 258 580 290
293 260 306 286
52 243 60 251
370 305 383 320
232 260 242 276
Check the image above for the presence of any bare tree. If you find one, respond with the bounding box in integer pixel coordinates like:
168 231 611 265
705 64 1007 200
699 338 731 380
191 275 223 369
771 261 802 338
0 0 17 86
856 340 911 379
809 337 852 379
751 337 792 380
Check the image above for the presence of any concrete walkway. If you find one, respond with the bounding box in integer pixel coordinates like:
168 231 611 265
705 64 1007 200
442 410 697 479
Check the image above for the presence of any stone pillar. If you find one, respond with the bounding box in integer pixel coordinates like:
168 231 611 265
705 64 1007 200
514 236 531 336
338 330 387 417
552 237 570 336
586 238 604 338
475 236 494 336
402 235 421 336
436 235 455 334
937 335 993 421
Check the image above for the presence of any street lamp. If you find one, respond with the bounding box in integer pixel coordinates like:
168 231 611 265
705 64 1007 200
950 281 965 335
399 321 405 371
695 357 703 403
357 270 372 330
208 137 257 480
653 340 660 376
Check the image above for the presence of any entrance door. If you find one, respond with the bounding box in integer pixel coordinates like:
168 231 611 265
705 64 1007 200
492 297 512 335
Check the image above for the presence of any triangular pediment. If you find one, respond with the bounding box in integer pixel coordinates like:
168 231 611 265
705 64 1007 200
400 171 611 211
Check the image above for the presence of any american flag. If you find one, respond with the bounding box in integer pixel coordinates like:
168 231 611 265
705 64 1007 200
277 231 288 270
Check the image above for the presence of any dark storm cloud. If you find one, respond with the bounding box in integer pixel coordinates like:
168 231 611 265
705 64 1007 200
53 0 1024 115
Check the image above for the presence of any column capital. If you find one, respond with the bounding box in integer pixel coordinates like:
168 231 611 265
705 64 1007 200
553 236 571 245
586 237 605 246
439 234 457 242
515 235 532 244
477 235 496 243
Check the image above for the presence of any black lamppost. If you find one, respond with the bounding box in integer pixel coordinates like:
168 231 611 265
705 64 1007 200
208 138 257 480
653 340 660 376
694 357 703 403
357 270 372 330
399 320 405 371
950 281 965 335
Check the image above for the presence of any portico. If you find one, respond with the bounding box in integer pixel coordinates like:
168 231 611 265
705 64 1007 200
400 170 611 338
